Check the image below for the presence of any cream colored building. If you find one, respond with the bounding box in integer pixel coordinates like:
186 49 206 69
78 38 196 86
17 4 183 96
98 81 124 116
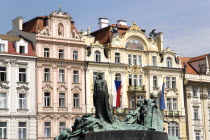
181 55 210 140
9 11 86 140
83 19 187 139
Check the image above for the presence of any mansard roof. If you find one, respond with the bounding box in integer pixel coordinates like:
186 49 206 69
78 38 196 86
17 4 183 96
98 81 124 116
0 34 36 57
91 24 146 45
180 57 198 74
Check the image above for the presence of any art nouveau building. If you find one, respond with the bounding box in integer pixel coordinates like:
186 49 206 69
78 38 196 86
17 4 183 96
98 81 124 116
181 55 210 140
8 11 86 140
83 19 187 139
0 35 37 140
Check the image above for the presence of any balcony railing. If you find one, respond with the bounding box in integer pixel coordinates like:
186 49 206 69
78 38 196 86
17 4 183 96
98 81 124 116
127 85 146 91
164 111 180 116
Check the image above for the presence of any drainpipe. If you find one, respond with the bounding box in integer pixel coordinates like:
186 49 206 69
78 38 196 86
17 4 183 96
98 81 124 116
85 62 88 113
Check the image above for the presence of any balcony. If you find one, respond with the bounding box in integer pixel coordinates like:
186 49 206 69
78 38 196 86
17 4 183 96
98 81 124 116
127 85 146 92
164 111 180 117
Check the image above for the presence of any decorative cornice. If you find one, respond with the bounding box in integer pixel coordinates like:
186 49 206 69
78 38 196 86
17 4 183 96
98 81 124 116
16 85 29 91
42 84 53 91
0 83 9 89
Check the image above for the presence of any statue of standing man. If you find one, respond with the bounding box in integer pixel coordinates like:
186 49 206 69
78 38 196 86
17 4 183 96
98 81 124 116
93 73 115 123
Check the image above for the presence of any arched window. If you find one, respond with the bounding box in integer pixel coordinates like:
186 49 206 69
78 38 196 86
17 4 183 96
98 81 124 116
166 57 172 68
94 51 101 62
168 121 179 137
58 23 64 36
115 73 121 81
153 76 158 88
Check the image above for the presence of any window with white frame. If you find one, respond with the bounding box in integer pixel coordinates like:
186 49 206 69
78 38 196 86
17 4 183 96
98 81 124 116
19 46 25 54
130 95 136 109
59 93 65 107
44 92 50 107
193 88 198 97
73 70 79 83
0 122 7 139
136 95 144 105
115 53 120 63
73 51 78 60
94 51 101 62
166 98 177 111
59 122 66 134
0 93 6 109
208 90 210 98
166 57 172 68
172 77 176 88
59 49 64 59
195 131 201 140
166 77 170 88
115 73 121 81
129 74 132 86
59 69 65 82
0 67 6 81
19 93 26 109
152 56 157 66
128 54 132 65
194 107 199 119
133 55 137 65
19 68 26 82
138 55 142 66
18 122 26 139
168 121 179 137
73 93 79 108
0 44 5 52
153 76 158 88
44 122 51 137
134 75 137 87
139 75 142 86
44 68 50 82
44 48 50 57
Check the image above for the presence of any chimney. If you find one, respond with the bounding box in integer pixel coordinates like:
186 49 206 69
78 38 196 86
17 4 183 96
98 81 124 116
156 32 163 52
98 18 109 29
12 16 23 31
117 20 127 26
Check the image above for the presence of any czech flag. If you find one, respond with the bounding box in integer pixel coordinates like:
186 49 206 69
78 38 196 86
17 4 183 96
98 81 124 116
113 81 122 107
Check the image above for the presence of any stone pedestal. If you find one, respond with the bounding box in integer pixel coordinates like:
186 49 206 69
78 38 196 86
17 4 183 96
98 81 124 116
85 130 168 140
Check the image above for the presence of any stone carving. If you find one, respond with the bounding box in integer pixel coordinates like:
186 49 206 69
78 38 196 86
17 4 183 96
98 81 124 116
129 21 141 31
16 85 29 93
42 84 53 91
0 59 9 65
0 83 9 89
39 26 51 36
187 93 191 98
57 85 68 92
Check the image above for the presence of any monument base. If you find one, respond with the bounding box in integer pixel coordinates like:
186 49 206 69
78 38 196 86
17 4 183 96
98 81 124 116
85 130 168 140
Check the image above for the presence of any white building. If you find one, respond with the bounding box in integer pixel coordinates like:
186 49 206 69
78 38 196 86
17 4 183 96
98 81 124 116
0 34 37 140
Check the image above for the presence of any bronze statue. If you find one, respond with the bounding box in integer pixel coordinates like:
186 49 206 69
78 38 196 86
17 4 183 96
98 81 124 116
93 73 115 123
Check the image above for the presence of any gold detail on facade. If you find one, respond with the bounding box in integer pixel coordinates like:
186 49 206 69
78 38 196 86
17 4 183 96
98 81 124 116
130 21 141 31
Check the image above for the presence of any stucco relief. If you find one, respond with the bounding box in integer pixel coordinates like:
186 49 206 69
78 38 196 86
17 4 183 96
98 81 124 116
42 115 53 120
187 92 191 98
57 84 68 92
0 83 9 89
71 85 82 93
16 85 29 93
42 84 53 91
39 26 51 36
0 59 9 65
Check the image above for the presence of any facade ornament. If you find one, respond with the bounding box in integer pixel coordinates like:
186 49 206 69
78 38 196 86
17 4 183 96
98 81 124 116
0 83 9 89
42 84 53 91
149 29 157 40
129 21 141 31
187 93 191 98
10 59 17 65
71 85 82 93
111 24 119 35
57 84 68 92
16 85 29 91
201 94 208 100
39 26 51 36
0 59 9 65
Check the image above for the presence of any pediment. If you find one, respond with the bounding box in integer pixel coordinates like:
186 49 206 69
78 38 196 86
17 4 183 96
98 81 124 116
57 84 68 92
71 85 82 93
42 84 53 91
16 85 29 93
0 83 9 90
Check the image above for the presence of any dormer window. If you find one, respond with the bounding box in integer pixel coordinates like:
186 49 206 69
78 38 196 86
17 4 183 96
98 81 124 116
94 51 101 62
19 46 25 54
166 57 172 68
0 44 5 52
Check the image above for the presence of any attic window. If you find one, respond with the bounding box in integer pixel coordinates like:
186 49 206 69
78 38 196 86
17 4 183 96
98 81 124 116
19 46 25 54
0 44 5 52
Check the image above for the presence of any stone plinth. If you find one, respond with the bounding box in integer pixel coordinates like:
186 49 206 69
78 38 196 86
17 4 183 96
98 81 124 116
85 130 168 140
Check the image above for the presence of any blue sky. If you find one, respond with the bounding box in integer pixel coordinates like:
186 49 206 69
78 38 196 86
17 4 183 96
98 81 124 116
1 0 210 57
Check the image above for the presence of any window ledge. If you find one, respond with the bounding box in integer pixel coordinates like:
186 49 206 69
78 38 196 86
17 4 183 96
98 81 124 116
0 108 9 110
43 81 52 83
17 109 28 111
0 81 9 84
193 96 199 98
17 82 29 84
43 106 53 108
58 82 66 84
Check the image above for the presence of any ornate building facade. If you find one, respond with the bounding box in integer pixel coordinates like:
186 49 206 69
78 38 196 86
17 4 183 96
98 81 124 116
8 11 86 140
181 55 210 140
83 19 187 139
0 35 37 140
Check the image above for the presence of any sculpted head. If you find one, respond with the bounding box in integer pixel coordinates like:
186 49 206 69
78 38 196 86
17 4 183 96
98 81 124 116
97 73 104 79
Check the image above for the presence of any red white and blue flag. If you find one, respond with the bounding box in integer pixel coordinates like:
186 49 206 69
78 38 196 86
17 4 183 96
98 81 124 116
113 81 122 107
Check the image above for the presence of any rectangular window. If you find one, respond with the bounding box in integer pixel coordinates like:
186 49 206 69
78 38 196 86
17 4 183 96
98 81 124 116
152 56 157 66
19 68 26 82
44 122 51 137
19 46 25 54
128 54 132 65
0 122 6 139
59 93 65 107
18 122 26 139
173 98 177 111
59 122 66 134
133 55 137 65
44 92 50 107
193 88 198 97
136 95 144 105
73 51 78 60
167 98 172 111
129 74 132 86
195 131 200 140
194 108 199 119
44 48 50 57
133 75 137 87
19 94 26 109
208 90 210 98
0 44 5 52
130 95 135 108
172 77 176 88
139 75 142 86
0 93 6 108
59 49 64 59
0 67 6 81
166 77 170 88
138 55 142 66
73 93 80 108
115 53 120 63
59 69 65 82
44 68 50 82
73 70 79 83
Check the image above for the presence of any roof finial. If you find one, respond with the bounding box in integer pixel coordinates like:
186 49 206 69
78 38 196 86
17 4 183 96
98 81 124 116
58 4 62 13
